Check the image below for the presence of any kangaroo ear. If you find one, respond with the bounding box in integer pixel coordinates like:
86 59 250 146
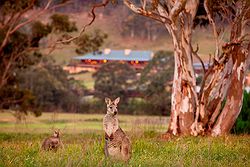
105 97 111 105
114 97 120 105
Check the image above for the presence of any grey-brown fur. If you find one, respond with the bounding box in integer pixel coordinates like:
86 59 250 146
41 130 62 152
103 97 132 161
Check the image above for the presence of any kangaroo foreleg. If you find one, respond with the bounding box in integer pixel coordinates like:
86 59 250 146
104 139 109 157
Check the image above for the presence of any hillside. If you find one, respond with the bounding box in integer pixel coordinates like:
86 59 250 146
45 5 217 65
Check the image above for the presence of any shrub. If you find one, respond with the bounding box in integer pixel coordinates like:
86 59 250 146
232 90 250 134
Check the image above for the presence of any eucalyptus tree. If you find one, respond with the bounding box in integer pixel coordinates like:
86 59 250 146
119 0 250 136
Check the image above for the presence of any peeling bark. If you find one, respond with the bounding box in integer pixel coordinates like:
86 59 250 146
212 45 248 136
124 0 250 137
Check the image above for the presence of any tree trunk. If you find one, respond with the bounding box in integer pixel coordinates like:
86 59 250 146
211 44 249 136
124 0 250 136
167 14 197 135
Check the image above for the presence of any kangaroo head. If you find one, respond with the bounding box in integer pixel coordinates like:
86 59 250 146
53 129 60 138
105 97 120 116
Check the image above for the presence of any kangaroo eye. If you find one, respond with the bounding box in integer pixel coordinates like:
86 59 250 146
109 106 112 109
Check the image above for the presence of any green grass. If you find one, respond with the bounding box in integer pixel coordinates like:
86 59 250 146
0 112 249 166
0 112 168 134
0 133 249 167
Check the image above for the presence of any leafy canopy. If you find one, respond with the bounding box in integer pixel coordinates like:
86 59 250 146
75 29 108 54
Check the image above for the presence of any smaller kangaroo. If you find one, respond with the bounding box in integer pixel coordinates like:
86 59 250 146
41 129 63 152
103 97 132 161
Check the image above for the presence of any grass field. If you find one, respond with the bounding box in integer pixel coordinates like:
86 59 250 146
0 112 249 167
0 112 168 134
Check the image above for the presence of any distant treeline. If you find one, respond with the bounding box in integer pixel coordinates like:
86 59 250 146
52 0 167 41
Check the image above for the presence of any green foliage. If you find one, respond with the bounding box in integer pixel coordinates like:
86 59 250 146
17 60 83 113
1 28 29 55
50 13 77 33
0 0 31 15
75 29 108 54
79 98 106 114
139 51 174 115
0 30 39 115
93 61 137 107
196 75 203 85
126 98 149 115
0 3 83 117
0 85 40 116
84 51 175 115
126 98 161 115
31 21 52 47
232 91 250 134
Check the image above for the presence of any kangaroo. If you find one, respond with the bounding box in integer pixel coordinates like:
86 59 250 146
41 130 63 152
103 97 132 161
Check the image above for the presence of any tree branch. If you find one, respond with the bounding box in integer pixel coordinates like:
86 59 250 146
0 0 52 54
0 48 23 90
169 0 187 24
9 0 53 34
0 0 73 54
204 0 220 60
56 0 110 45
192 44 206 74
123 0 172 24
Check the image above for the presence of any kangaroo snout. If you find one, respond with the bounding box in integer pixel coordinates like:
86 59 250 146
114 111 117 115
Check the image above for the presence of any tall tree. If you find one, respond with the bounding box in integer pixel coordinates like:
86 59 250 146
0 0 76 116
0 0 71 92
139 51 174 115
121 0 250 136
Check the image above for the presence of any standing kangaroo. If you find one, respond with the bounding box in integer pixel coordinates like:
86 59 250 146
103 97 132 161
41 130 63 152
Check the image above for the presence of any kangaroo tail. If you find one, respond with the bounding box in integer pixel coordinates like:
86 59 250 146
121 138 132 161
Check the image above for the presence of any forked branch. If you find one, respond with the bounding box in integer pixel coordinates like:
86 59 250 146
192 44 206 74
123 0 172 24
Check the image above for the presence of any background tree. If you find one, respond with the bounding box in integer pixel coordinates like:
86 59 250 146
0 0 71 93
93 61 137 105
74 29 108 54
139 51 174 115
50 13 77 33
31 21 52 47
0 28 42 116
17 57 83 113
123 0 250 136
0 0 80 119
